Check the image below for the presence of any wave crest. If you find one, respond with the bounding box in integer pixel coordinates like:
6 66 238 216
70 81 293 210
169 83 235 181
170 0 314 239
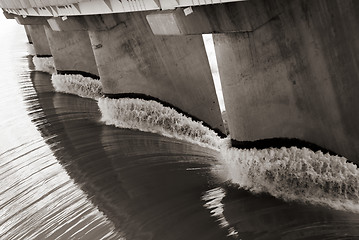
49 73 359 212
51 74 102 100
220 146 359 212
98 97 224 150
32 56 55 74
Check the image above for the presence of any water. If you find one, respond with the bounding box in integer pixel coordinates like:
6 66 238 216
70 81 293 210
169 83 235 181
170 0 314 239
1 19 359 240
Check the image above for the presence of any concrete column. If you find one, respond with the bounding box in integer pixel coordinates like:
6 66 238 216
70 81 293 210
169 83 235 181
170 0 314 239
14 16 52 57
88 12 225 134
26 25 52 56
44 25 99 78
213 0 359 161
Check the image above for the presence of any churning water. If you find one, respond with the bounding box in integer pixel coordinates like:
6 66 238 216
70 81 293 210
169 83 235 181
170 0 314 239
2 18 359 240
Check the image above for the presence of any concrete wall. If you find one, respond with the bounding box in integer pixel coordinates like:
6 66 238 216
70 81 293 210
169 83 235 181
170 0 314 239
27 25 52 56
88 12 225 133
213 0 359 161
44 26 99 77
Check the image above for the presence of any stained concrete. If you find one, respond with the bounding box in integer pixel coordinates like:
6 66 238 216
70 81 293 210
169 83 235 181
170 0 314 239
213 0 359 162
15 16 48 25
88 12 225 133
47 15 122 32
44 26 99 77
7 0 359 162
146 0 289 35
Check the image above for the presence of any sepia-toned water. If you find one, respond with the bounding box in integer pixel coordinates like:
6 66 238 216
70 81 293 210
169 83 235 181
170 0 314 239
1 18 359 240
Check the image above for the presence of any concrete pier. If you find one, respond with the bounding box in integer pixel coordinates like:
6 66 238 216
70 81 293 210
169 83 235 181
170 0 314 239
88 12 225 133
2 0 359 161
26 25 51 57
44 25 99 78
213 0 359 160
14 16 52 56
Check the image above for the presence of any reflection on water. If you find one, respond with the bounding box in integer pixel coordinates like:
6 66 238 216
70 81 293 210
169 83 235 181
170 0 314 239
27 64 228 240
0 22 121 239
202 187 239 237
1 18 359 240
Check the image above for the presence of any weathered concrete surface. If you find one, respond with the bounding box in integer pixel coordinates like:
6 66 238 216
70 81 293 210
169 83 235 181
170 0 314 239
44 25 99 77
15 16 48 25
88 12 225 133
2 11 15 19
47 16 88 32
47 15 118 31
146 0 288 35
213 0 359 162
27 25 52 56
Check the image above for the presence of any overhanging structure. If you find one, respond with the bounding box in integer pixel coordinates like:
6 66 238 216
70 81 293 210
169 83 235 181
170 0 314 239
2 0 359 163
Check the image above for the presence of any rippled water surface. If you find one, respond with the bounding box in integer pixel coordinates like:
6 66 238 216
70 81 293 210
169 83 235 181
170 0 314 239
1 19 359 240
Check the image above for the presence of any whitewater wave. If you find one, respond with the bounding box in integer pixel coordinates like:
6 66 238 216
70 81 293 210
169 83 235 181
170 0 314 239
49 73 359 213
98 97 225 150
99 96 359 212
220 146 359 212
32 56 56 74
51 74 102 100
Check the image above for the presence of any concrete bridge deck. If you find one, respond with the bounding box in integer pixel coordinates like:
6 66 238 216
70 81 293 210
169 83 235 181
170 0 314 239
0 0 244 16
2 0 359 163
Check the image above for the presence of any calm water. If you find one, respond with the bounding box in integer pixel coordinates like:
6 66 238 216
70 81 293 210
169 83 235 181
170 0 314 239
1 21 359 240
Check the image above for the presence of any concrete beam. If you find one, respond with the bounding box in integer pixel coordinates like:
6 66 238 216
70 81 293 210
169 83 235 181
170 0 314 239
2 10 15 19
0 0 246 17
15 1 288 34
15 15 48 25
146 9 211 35
47 14 120 32
146 0 289 35
88 12 225 134
213 0 359 162
44 25 99 77
83 14 119 31
47 16 88 32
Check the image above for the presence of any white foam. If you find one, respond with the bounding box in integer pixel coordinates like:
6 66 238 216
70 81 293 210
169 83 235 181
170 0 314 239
49 73 359 213
27 43 36 56
219 146 359 212
32 56 55 74
51 74 102 100
98 97 224 150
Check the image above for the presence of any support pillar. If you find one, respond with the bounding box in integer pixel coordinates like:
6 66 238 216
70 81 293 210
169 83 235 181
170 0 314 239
14 16 52 57
27 25 52 56
44 23 99 78
213 0 359 161
88 12 225 133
